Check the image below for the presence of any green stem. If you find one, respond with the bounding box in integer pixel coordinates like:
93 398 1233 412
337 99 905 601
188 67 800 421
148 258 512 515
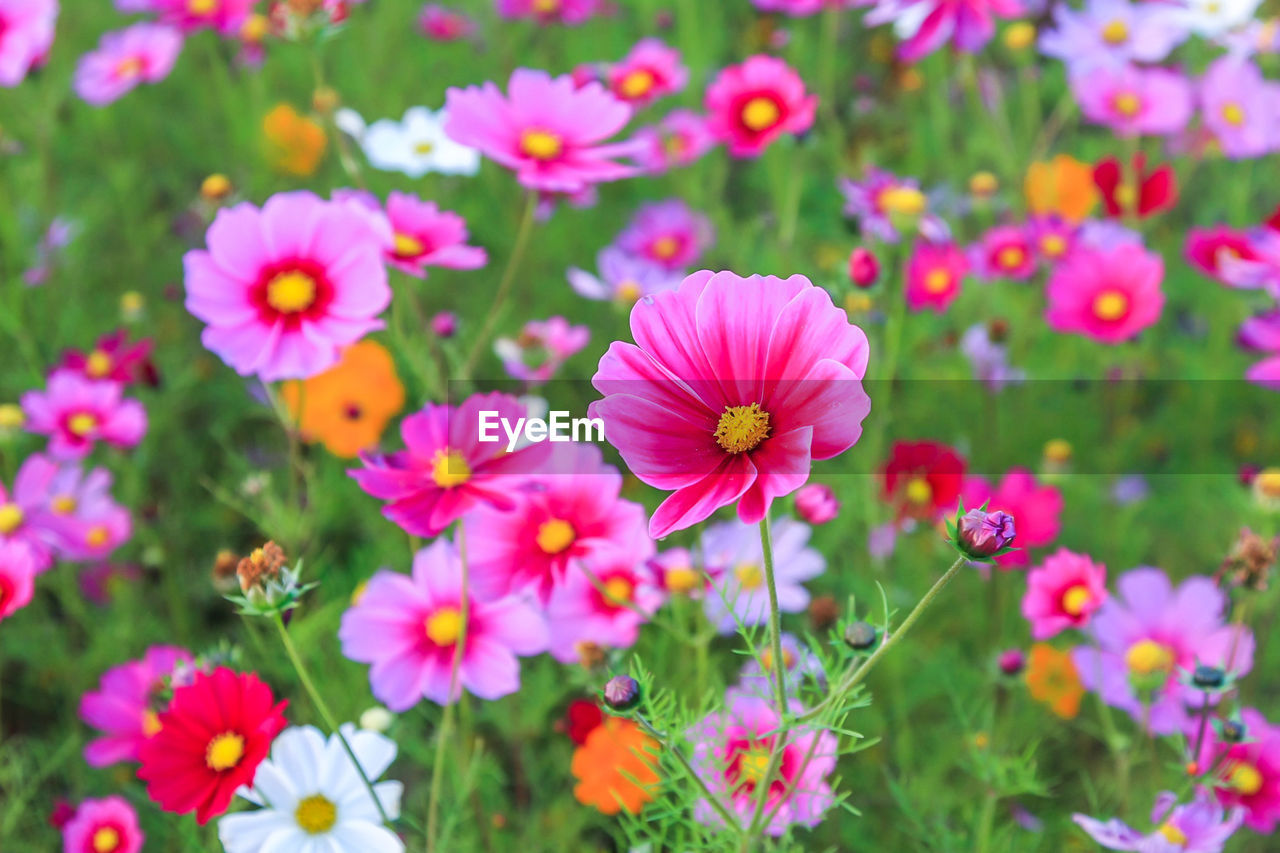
427 524 471 852
975 789 998 853
632 715 742 836
460 191 538 381
758 517 789 718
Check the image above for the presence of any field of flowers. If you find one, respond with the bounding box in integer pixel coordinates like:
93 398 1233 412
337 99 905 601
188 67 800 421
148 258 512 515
3 0 1280 850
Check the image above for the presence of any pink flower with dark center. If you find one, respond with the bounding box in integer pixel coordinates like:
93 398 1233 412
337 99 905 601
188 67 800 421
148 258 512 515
495 316 590 384
1185 225 1258 284
25 457 132 562
1198 708 1280 833
382 191 487 278
79 645 193 766
419 4 476 40
73 23 182 107
1028 215 1078 265
704 55 817 158
632 109 716 173
615 198 714 271
1045 242 1164 343
21 372 147 460
544 550 662 662
1022 549 1108 639
607 39 687 107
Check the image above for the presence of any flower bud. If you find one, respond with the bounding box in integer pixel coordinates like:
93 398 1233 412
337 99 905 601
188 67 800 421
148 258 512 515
1221 719 1246 743
847 247 880 289
312 86 340 115
969 171 998 198
1191 665 1226 690
431 311 458 338
237 542 287 593
359 706 394 732
602 675 641 711
843 620 878 651
1003 22 1036 51
809 595 840 631
955 508 1016 559
795 483 840 525
201 173 233 202
998 648 1025 676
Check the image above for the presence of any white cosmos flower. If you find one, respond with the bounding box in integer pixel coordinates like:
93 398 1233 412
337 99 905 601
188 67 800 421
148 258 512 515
1176 0 1261 37
218 724 404 853
350 106 480 178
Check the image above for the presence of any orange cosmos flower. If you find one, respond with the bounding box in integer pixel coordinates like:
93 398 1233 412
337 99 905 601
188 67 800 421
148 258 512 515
262 103 327 176
570 716 660 815
1024 154 1098 223
1025 642 1084 720
280 340 405 458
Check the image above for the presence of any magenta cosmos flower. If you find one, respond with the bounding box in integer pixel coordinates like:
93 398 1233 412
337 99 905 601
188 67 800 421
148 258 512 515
31 458 132 562
1045 242 1164 343
382 191 487 278
591 271 871 538
0 0 57 87
545 550 662 663
868 0 1023 61
494 0 600 25
1200 57 1280 160
62 796 145 853
615 198 714 271
961 468 1062 568
1073 790 1243 853
1072 63 1193 137
419 4 476 40
1022 549 1108 640
705 55 817 158
969 224 1037 282
444 69 641 193
73 23 182 107
184 191 392 381
57 329 153 386
350 392 548 538
1199 708 1280 832
687 690 837 836
607 39 687 107
1072 568 1254 735
152 0 251 34
794 483 839 525
338 538 549 710
633 109 716 173
79 645 193 766
0 541 36 623
905 240 968 312
21 372 146 460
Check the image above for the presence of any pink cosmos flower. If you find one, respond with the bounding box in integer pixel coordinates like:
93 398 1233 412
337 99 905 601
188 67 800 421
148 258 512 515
591 271 871 539
79 645 193 766
444 69 641 193
419 4 476 40
961 468 1062 568
615 198 714 271
184 191 392 381
73 23 182 107
61 796 144 853
26 458 132 562
752 0 865 15
1045 242 1164 343
495 316 590 384
382 191 487 278
1072 568 1254 735
545 550 661 662
152 0 251 34
0 0 57 87
1072 63 1194 137
1200 56 1280 160
467 443 653 602
905 240 967 312
1028 215 1078 265
868 0 1023 61
1240 311 1280 389
567 246 683 303
1022 549 1108 640
1185 225 1258 284
1073 790 1243 853
607 39 687 107
704 55 817 158
702 517 824 634
0 454 62 571
687 690 837 836
21 372 147 460
1199 708 1280 833
0 542 36 622
338 538 549 710
794 483 839 525
633 109 716 173
350 392 548 538
495 0 600 24
970 224 1037 281
57 330 153 386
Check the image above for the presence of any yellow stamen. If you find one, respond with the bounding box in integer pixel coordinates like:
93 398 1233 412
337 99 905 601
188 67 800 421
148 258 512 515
1222 103 1245 126
1125 639 1173 676
266 271 317 314
188 0 217 14
1092 290 1130 322
91 827 121 853
142 709 162 737
520 129 563 161
1101 19 1129 44
1040 234 1067 257
760 648 796 672
997 246 1026 269
114 57 144 79
1230 763 1264 796
535 519 576 555
430 449 471 489
650 235 679 260
394 233 425 258
737 748 772 784
0 504 24 534
86 526 111 548
414 140 435 155
740 97 781 132
1157 822 1188 846
425 607 462 646
603 577 634 603
1112 92 1141 117
68 413 98 437
205 732 245 771
294 793 338 834
714 403 771 454
879 186 927 216
665 567 700 594
532 0 561 11
735 563 763 589
85 350 113 378
905 477 933 505
615 280 642 303
1060 585 1091 616
924 269 952 294
618 69 655 99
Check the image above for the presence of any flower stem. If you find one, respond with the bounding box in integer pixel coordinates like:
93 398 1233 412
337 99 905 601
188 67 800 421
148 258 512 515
426 524 470 852
758 517 789 718
461 190 538 381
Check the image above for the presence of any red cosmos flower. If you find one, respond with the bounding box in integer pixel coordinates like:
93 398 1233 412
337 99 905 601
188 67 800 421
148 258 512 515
561 699 605 745
57 330 155 386
880 440 966 520
1267 203 1280 232
1092 154 1177 219
137 668 287 825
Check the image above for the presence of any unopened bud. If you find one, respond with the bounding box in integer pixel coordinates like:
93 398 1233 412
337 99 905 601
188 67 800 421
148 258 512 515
201 173 232 201
998 648 1025 676
602 675 641 711
843 620 878 651
847 247 880 289
956 508 1016 559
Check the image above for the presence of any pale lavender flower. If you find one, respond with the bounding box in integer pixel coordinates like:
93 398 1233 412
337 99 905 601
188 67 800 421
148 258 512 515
702 517 824 635
566 246 682 302
1039 0 1188 73
838 167 949 243
1200 56 1280 160
737 632 824 696
1073 790 1244 852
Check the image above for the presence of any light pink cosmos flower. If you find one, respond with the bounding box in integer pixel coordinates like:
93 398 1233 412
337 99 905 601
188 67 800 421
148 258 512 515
1240 310 1280 389
495 0 600 24
1039 0 1189 74
73 23 182 107
567 247 683 303
382 191 487 278
79 645 193 766
349 392 549 538
21 372 147 460
1073 790 1243 853
1200 56 1280 160
591 271 871 538
794 483 839 525
1045 242 1164 343
0 542 36 622
0 0 57 88
184 191 392 381
338 538 549 710
905 240 967 312
961 468 1062 568
25 457 132 562
752 0 866 15
1022 549 1108 640
545 550 661 662
687 690 837 836
495 316 591 384
1197 707 1280 833
151 0 251 34
868 0 1023 61
444 69 641 193
1072 63 1194 137
615 198 714 271
62 796 145 853
969 224 1037 281
0 454 62 571
467 443 652 603
705 55 817 158
607 39 687 107
702 517 824 634
633 109 716 173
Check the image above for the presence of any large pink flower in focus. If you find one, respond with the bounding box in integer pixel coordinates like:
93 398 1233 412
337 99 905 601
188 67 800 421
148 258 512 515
590 271 871 539
868 0 1022 62
184 191 392 381
1045 242 1164 343
961 468 1062 568
467 443 653 603
79 645 193 766
0 0 57 88
21 372 147 460
350 392 548 538
338 538 549 710
704 55 817 158
383 191 487 279
444 69 641 193
73 23 182 107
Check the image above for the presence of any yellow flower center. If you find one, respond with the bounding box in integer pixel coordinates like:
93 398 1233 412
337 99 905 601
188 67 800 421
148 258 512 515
665 567 700 594
205 731 245 771
394 232 425 258
532 0 561 11
188 0 217 14
1060 585 1091 616
737 747 772 784
425 607 462 646
1040 234 1067 257
0 404 24 429
1222 103 1245 126
1125 639 1173 676
603 576 634 604
1157 822 1187 846
1230 763 1264 796
115 57 144 79
1092 289 1130 322
536 518 576 555
86 525 111 548
92 827 121 853
142 709 162 737
294 793 338 834
1112 92 1141 117
1114 183 1137 210
68 413 98 437
740 97 781 132
616 280 642 302
266 271 317 314
86 350 113 378
1003 22 1036 51
520 129 563 161
650 235 680 260
714 403 771 454
1257 468 1280 498
619 69 655 99
879 186 927 216
735 563 763 589
924 268 952 294
997 246 1026 269
414 140 435 155
430 449 471 489
0 504 24 534
1102 19 1129 44
905 477 933 505
760 648 796 672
